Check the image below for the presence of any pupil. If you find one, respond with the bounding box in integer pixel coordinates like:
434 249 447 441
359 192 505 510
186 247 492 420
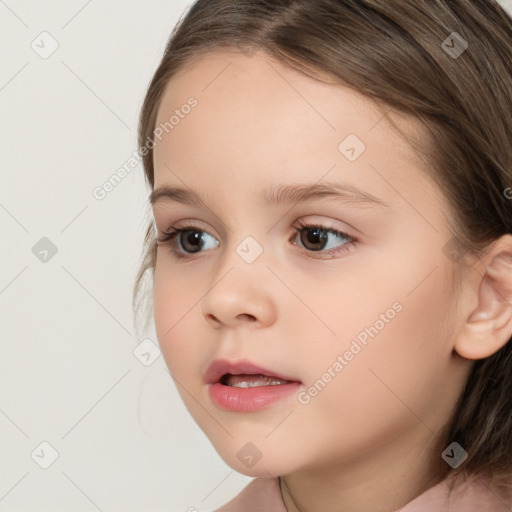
182 230 204 253
302 227 327 251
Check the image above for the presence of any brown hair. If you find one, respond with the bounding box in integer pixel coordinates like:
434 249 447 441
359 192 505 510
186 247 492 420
133 0 512 493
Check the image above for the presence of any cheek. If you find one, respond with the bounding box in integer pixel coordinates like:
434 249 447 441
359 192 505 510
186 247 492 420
153 264 199 375
153 257 195 331
297 261 453 438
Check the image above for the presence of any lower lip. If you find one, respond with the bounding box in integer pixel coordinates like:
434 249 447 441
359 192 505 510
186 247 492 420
208 381 302 412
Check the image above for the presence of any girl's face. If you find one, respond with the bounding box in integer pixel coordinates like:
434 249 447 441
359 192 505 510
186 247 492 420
151 51 473 479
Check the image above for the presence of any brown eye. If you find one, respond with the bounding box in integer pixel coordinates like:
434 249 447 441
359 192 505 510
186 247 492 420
299 226 329 251
157 224 219 258
178 230 206 253
292 222 355 256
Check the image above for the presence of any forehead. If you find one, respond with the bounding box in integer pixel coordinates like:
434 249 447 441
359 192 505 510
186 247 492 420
155 50 424 160
152 50 443 219
156 49 403 137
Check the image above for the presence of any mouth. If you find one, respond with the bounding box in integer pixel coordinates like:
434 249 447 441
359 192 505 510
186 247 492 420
204 358 301 386
219 373 295 388
205 359 302 412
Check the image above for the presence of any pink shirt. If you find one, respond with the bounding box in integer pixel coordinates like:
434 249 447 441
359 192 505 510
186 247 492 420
213 471 512 511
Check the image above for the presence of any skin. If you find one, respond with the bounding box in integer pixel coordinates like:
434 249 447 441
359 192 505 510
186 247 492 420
150 50 512 512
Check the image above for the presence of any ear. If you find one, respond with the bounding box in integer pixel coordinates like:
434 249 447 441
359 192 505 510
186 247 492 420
454 234 512 360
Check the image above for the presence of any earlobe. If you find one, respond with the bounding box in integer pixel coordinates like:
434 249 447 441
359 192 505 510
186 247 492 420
454 236 512 361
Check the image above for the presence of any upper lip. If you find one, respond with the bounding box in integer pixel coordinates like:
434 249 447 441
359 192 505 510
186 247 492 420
204 359 300 385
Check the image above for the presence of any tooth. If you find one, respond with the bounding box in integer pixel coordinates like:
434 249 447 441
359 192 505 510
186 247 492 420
227 376 290 387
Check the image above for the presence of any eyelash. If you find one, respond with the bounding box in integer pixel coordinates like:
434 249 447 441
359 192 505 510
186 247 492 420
156 220 357 260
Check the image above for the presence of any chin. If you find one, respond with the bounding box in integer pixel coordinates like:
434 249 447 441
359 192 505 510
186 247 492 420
229 463 282 478
216 449 295 478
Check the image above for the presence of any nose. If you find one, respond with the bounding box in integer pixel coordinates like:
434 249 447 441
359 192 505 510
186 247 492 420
200 262 277 329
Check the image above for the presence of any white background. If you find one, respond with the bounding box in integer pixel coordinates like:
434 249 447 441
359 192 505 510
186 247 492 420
1 1 511 511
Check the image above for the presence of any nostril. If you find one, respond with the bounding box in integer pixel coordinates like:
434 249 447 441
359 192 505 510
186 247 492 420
237 313 256 321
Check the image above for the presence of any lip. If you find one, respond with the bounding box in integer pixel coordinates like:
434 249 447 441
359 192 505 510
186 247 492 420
208 381 302 412
204 358 300 385
205 358 302 412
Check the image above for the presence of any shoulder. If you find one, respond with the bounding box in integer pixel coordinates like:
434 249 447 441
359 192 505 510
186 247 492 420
213 476 286 512
400 471 512 512
447 472 512 512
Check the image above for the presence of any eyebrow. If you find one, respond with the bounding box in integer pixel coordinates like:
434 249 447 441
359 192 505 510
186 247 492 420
150 181 391 210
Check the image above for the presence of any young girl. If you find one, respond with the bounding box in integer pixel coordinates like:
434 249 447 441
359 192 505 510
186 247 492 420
133 1 512 510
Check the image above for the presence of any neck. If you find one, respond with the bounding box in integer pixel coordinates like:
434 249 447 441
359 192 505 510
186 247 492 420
279 427 448 512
